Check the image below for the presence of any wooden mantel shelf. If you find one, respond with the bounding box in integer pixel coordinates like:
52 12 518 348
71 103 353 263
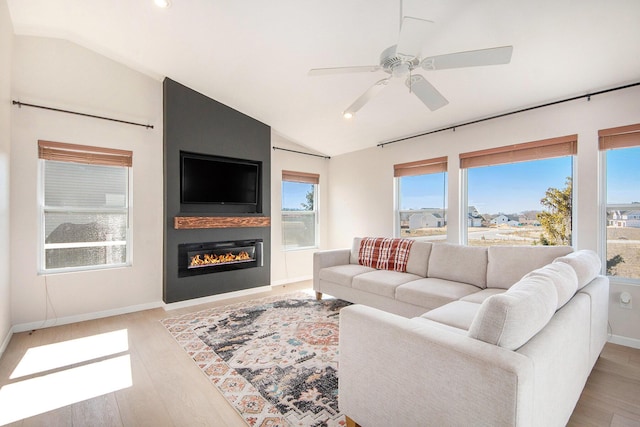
174 216 271 230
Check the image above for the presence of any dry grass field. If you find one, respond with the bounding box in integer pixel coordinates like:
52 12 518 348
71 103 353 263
607 227 640 279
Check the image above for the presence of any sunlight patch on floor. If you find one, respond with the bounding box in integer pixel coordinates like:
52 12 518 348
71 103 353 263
10 329 129 379
0 330 132 425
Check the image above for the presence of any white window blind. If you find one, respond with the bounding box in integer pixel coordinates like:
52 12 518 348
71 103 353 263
39 140 132 273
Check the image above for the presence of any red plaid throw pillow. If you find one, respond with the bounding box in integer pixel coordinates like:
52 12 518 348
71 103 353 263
358 237 415 272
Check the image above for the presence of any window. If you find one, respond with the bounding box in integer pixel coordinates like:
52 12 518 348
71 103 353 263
394 157 447 240
38 140 132 273
460 135 576 247
281 170 319 250
600 123 640 281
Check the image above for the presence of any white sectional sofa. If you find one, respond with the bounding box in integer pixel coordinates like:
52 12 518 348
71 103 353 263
313 238 608 427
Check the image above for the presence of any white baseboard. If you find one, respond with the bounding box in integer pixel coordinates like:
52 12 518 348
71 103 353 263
270 275 313 287
11 301 165 334
608 334 640 349
1 326 13 358
163 285 272 311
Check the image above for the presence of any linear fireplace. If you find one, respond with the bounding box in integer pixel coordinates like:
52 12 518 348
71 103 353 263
178 239 263 277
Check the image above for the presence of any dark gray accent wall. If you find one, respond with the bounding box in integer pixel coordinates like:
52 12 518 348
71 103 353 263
163 78 271 303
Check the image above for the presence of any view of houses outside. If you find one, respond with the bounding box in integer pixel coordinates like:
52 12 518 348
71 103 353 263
397 172 447 239
398 157 573 247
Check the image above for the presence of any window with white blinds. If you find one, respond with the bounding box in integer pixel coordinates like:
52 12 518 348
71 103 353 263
38 140 133 273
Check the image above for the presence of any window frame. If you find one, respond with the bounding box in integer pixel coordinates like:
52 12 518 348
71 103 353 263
38 140 133 274
599 123 640 284
281 170 319 251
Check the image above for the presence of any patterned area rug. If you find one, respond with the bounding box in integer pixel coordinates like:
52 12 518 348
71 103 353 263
161 292 351 427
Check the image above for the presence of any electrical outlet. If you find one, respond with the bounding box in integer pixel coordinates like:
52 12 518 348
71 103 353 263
620 292 633 310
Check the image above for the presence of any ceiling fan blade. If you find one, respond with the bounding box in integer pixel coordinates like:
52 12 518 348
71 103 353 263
396 17 433 58
343 78 391 115
406 74 449 111
308 65 381 76
421 45 513 70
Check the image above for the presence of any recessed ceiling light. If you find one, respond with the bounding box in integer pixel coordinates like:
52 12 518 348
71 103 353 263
154 0 171 8
343 112 354 119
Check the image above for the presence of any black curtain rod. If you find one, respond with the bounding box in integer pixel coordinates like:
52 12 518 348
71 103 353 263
12 100 154 129
272 146 330 159
378 81 640 148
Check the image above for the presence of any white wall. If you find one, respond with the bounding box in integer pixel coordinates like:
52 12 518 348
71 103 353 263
270 132 330 285
0 0 13 352
328 85 640 344
10 36 163 328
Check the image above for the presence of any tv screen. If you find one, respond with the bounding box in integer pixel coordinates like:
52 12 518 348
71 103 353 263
180 152 260 205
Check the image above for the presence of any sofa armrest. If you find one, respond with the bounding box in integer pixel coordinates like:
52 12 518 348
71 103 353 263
313 248 351 292
339 304 535 427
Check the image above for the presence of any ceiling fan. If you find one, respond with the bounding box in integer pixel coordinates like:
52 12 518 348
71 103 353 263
309 12 513 118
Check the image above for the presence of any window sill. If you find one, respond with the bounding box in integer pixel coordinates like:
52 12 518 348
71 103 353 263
38 262 132 276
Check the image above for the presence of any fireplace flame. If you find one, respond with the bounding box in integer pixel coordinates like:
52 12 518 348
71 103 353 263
189 251 251 267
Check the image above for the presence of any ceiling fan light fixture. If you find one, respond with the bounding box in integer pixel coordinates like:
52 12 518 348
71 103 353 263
154 0 171 8
392 63 410 77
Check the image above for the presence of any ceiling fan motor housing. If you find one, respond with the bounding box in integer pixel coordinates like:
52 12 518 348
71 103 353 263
380 45 419 76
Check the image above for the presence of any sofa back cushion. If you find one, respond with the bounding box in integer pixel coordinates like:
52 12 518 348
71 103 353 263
521 262 578 309
428 243 488 288
405 241 432 277
468 273 559 350
553 250 601 290
486 245 573 289
350 237 364 264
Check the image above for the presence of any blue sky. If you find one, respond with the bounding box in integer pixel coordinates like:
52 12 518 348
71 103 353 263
282 181 314 210
606 146 640 204
402 157 572 214
467 157 572 214
283 147 639 213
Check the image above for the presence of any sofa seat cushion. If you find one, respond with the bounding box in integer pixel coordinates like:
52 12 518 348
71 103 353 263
428 243 488 288
460 288 506 304
553 250 601 290
318 264 376 287
352 270 422 298
486 245 573 289
420 301 482 331
395 278 481 311
468 273 558 350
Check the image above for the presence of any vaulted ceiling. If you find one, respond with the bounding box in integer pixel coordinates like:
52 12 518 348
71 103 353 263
7 0 640 156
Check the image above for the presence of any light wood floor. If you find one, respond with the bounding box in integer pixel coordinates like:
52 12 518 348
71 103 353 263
0 281 639 427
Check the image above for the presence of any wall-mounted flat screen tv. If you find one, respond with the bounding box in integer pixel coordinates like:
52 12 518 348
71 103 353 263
180 151 261 206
